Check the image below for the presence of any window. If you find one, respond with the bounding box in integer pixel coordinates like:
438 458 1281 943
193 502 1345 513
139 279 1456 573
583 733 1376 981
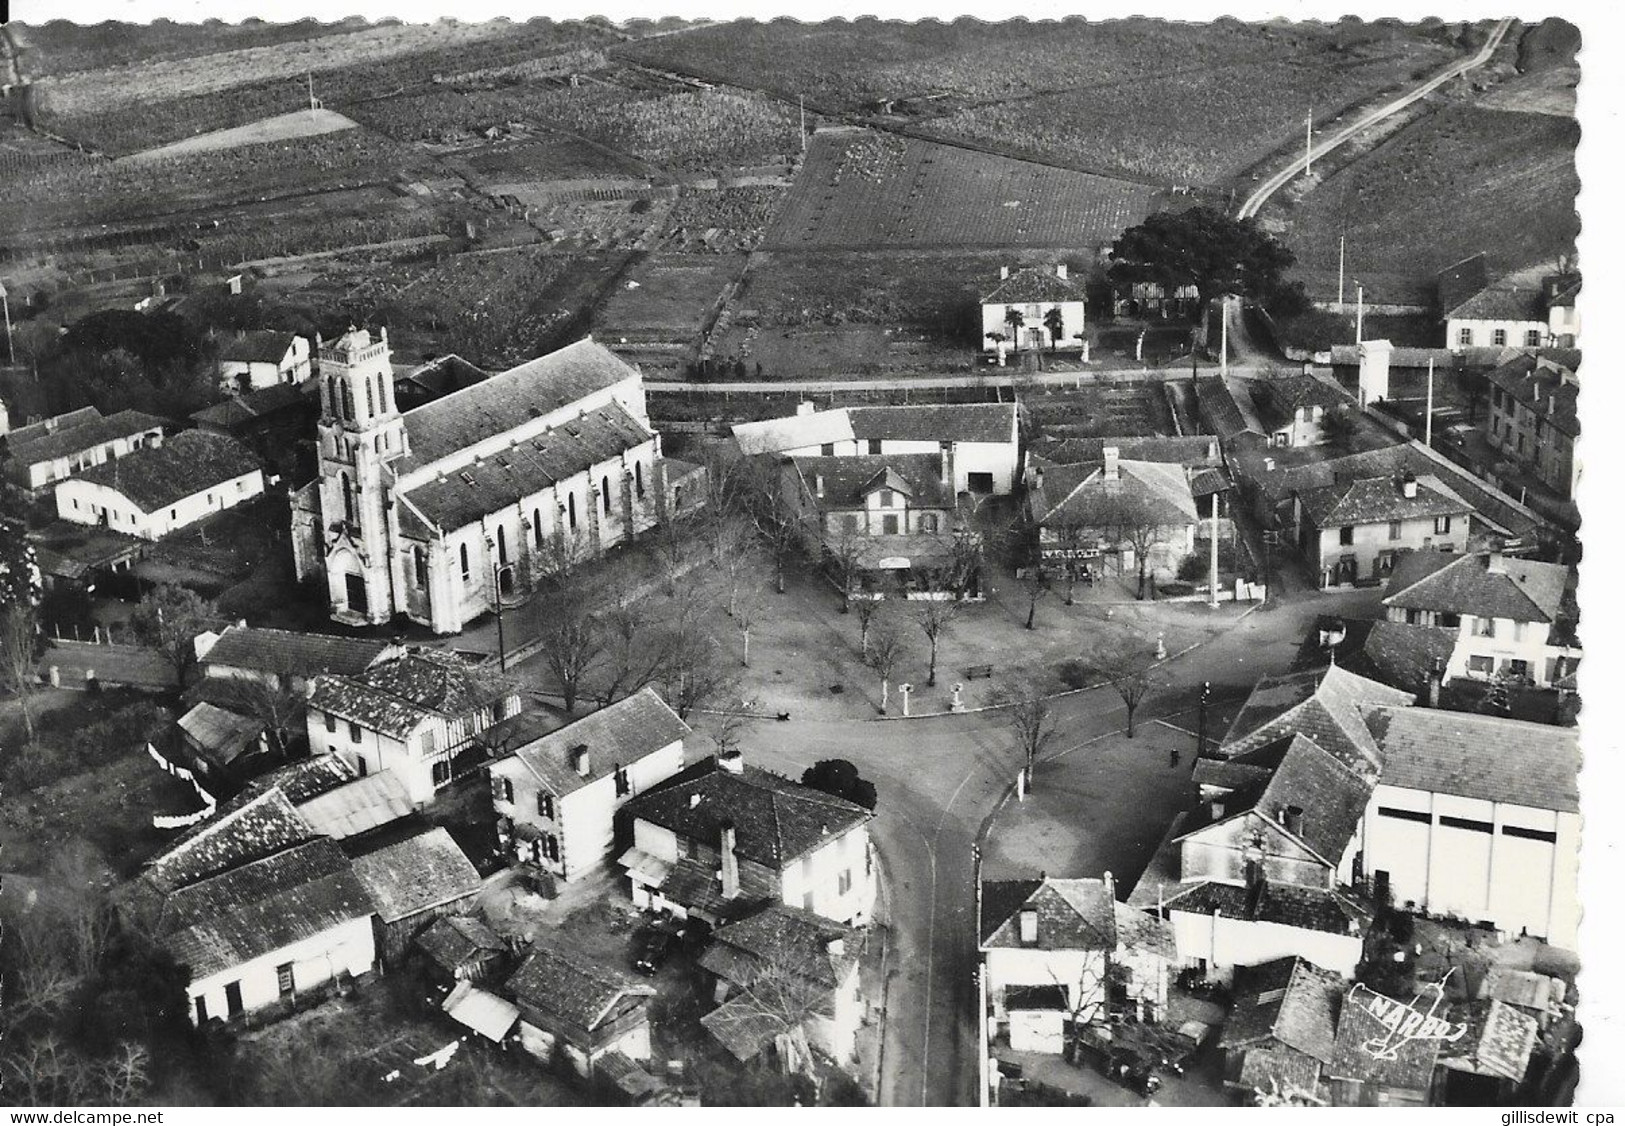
460 542 471 582
1467 654 1495 675
1492 328 1507 347
922 513 940 534
533 508 544 548
882 514 900 535
497 526 508 566
1338 526 1354 546
377 372 388 414
1387 520 1402 541
634 462 645 498
225 982 244 1019
1457 327 1473 346
1439 612 1461 628
432 759 451 786
1503 824 1558 843
414 546 429 586
325 713 336 733
1434 515 1452 534
341 473 354 524
868 440 883 455
1440 815 1493 834
842 514 859 535
803 891 816 912
821 443 835 456
365 376 376 417
1525 329 1542 347
1472 616 1496 638
499 777 515 803
878 488 894 508
614 764 630 798
545 835 560 862
355 756 368 778
838 869 853 895
170 508 177 520
277 963 295 999
602 475 612 515
567 493 577 530
1378 806 1432 824
537 793 554 819
195 996 208 1024
349 721 362 743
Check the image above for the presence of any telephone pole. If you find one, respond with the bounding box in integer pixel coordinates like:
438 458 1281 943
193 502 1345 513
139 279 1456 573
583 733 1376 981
1425 358 1435 448
1337 235 1346 311
799 95 806 154
0 282 12 366
1354 282 1365 344
1305 106 1313 176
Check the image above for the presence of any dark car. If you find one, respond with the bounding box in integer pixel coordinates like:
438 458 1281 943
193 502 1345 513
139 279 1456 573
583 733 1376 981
632 924 677 975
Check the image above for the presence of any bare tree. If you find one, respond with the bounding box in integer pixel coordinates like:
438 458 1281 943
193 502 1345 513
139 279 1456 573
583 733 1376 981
913 596 959 687
1018 563 1050 630
131 583 219 684
732 583 766 668
705 945 831 1076
708 704 754 759
865 619 907 715
0 602 39 742
1086 646 1159 737
535 593 601 714
532 523 589 590
852 593 883 659
1097 492 1166 601
825 528 868 611
653 507 695 595
739 458 807 595
594 582 664 707
998 678 1059 791
205 658 309 756
1049 521 1091 605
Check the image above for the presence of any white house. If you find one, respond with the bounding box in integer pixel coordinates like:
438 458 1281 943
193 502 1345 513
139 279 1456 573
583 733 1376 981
54 429 264 540
1382 550 1579 687
1438 254 1581 351
979 264 1085 354
979 874 1174 1053
3 406 168 493
195 624 397 695
290 330 704 634
1255 374 1350 449
216 330 312 393
489 687 689 882
1340 707 1579 951
618 750 876 926
305 647 523 804
1029 448 1199 585
1295 473 1472 588
504 940 656 1078
733 401 1021 496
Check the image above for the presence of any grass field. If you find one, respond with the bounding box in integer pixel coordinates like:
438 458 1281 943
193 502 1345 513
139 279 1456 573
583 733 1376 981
1280 104 1579 304
121 107 359 162
763 130 1157 249
8 17 367 77
459 133 648 181
618 17 1459 185
597 253 745 341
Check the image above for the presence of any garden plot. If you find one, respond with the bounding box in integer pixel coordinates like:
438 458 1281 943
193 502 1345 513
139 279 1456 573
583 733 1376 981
597 253 746 346
762 131 1157 250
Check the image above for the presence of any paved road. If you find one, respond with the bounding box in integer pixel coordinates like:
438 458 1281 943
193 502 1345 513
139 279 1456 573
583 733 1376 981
647 363 1278 396
702 583 1381 1105
1237 18 1515 218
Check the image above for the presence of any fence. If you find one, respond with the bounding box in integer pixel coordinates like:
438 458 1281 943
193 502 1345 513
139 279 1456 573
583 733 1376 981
146 740 218 829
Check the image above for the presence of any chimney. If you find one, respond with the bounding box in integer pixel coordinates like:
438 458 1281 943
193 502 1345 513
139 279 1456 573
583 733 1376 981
1281 805 1305 837
1400 473 1418 499
1000 265 1010 281
1486 550 1505 575
1263 456 1275 472
826 936 846 957
814 473 825 499
1018 908 1038 945
719 821 740 899
1104 870 1116 902
1531 380 1541 403
688 792 703 810
796 400 817 416
1209 799 1226 820
572 745 590 777
718 748 745 774
1033 466 1045 492
940 447 953 490
1055 263 1068 281
1426 658 1445 708
1103 446 1120 481
1545 395 1555 418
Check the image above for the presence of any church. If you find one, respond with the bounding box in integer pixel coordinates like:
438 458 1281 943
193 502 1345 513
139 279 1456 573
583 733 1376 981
291 329 704 635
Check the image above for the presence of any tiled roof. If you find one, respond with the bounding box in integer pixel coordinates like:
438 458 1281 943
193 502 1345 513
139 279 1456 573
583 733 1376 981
1031 435 1222 468
416 914 506 974
159 837 373 981
177 701 264 766
791 453 953 509
702 993 792 1061
1435 252 1490 317
399 338 639 474
506 939 653 1030
1220 664 1415 775
1543 273 1580 309
1486 353 1579 439
1114 902 1177 961
1265 373 1349 414
218 330 301 366
308 649 503 740
11 408 169 468
1441 999 1538 1083
1163 877 1369 936
700 903 859 991
1479 966 1560 1013
624 757 872 869
145 789 315 894
1325 984 1442 1089
1221 956 1343 1063
1035 458 1198 529
1194 377 1263 439
1364 705 1579 812
980 266 1081 304
1235 1045 1324 1097
202 626 393 680
1291 615 1456 697
402 400 651 534
191 380 313 429
295 772 416 840
348 826 480 922
509 687 688 798
848 403 1017 445
227 753 357 812
1298 473 1471 529
980 877 1116 950
73 430 259 512
731 408 855 457
1384 550 1568 624
1201 734 1373 866
1448 283 1545 324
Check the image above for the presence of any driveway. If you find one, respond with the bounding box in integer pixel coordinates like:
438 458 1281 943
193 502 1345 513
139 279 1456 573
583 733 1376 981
689 579 1383 1105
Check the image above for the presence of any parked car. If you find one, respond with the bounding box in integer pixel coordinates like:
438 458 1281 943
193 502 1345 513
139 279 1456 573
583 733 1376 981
632 921 680 975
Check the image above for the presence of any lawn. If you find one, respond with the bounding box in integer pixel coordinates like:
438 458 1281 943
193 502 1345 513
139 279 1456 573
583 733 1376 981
762 131 1157 250
1277 104 1579 305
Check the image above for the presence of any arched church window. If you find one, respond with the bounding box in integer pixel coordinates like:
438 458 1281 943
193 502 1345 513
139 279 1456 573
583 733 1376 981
341 473 354 524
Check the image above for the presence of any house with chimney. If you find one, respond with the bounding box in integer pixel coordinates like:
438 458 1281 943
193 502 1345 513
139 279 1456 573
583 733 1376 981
215 330 312 393
1437 254 1581 350
488 688 689 882
504 937 656 1078
617 751 876 927
1485 352 1580 498
53 430 265 540
1254 374 1351 449
979 264 1084 354
195 625 397 697
1028 447 1199 586
732 401 1020 495
2 406 168 494
1218 956 1344 1099
304 648 526 804
1294 473 1473 588
1381 549 1580 688
978 874 1175 1053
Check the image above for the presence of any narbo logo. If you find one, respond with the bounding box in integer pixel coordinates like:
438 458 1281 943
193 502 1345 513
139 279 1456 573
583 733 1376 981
1350 970 1467 1060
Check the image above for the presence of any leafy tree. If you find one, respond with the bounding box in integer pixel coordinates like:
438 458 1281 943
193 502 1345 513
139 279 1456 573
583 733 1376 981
800 759 877 810
1043 306 1065 350
1003 307 1025 352
1321 406 1359 452
130 584 219 684
1111 206 1296 331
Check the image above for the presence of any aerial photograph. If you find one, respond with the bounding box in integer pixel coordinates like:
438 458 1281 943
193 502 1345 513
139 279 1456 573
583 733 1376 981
0 4 1588 1109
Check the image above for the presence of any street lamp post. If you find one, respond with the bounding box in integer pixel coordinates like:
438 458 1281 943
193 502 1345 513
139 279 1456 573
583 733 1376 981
492 561 513 672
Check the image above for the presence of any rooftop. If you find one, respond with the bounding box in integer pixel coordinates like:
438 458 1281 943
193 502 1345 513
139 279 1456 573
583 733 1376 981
1485 353 1579 439
348 826 481 922
1220 956 1343 1064
1297 473 1471 529
980 266 1081 305
699 903 860 992
790 453 954 509
505 939 654 1031
295 771 416 840
9 407 169 468
73 430 260 513
1220 664 1415 776
1325 983 1443 1090
1290 615 1456 697
980 876 1114 951
1030 435 1222 469
507 687 689 798
1364 705 1579 813
191 380 314 429
847 402 1017 445
218 329 303 366
1383 549 1569 624
1033 457 1199 529
200 625 394 680
308 648 507 739
1435 252 1491 319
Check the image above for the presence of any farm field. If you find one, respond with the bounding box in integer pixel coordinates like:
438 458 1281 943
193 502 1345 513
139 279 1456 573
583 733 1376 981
458 133 650 182
7 17 368 77
1025 383 1179 439
763 130 1158 249
1278 104 1580 305
661 185 787 252
597 253 746 371
121 107 359 162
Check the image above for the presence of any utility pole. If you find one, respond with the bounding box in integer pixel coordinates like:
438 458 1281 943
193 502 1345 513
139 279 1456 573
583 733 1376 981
1197 681 1211 759
0 282 12 365
1355 282 1365 344
1219 298 1229 377
1305 106 1313 177
493 562 508 673
1337 235 1346 312
1425 358 1435 448
799 95 806 154
1208 493 1220 609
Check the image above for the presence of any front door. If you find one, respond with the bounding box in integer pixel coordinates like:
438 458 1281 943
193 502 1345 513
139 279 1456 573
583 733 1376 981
225 981 244 1019
345 573 368 614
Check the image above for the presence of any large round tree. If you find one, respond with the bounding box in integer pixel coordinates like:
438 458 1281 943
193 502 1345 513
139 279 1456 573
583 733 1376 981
1110 205 1296 326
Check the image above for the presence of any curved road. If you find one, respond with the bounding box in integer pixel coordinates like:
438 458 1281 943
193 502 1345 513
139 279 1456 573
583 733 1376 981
703 584 1381 1105
1237 18 1514 219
